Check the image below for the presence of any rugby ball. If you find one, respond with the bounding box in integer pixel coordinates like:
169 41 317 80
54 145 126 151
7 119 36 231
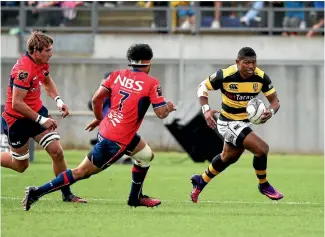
246 98 266 125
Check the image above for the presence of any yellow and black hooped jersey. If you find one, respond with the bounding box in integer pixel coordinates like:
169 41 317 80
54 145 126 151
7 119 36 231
205 64 276 121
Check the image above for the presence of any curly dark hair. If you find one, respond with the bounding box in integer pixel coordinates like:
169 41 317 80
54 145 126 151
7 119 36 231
126 44 153 67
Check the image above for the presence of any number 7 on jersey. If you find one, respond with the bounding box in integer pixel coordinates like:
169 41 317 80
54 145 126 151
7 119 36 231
118 90 130 111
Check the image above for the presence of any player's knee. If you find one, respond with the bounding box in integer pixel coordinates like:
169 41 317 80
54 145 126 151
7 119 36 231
132 144 154 167
11 151 30 173
254 143 269 157
48 147 64 162
15 162 29 173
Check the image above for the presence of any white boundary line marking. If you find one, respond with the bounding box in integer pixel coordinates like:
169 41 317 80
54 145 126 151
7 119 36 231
1 196 322 206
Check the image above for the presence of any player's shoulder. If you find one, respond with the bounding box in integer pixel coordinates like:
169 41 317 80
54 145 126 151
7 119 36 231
143 75 160 89
113 68 126 74
254 67 266 79
144 74 158 82
15 54 31 68
221 64 238 78
11 54 32 75
15 53 45 71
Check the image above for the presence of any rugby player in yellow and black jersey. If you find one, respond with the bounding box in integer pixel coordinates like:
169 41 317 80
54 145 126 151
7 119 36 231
190 47 283 203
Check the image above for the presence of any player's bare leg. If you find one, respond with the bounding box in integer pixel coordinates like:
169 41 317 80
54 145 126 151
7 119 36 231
243 132 283 200
127 138 161 208
191 142 244 203
33 130 87 203
23 156 101 211
1 142 30 173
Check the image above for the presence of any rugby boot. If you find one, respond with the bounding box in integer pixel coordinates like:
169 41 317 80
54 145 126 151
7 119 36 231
128 194 161 207
190 174 206 203
22 186 39 211
62 194 88 203
258 182 284 200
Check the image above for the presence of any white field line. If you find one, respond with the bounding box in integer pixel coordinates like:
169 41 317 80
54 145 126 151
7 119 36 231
1 196 322 206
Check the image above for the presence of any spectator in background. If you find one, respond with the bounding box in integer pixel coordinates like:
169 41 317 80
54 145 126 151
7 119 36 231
282 1 305 36
138 1 169 33
171 1 195 30
211 1 221 28
217 1 246 28
61 1 83 26
30 1 62 27
99 1 118 8
199 1 221 29
26 1 39 27
306 1 324 37
240 1 264 26
152 1 169 33
271 1 285 32
306 18 324 37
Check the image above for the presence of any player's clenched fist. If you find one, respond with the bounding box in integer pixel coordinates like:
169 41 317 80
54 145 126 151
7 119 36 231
167 101 176 112
42 118 58 131
59 104 70 118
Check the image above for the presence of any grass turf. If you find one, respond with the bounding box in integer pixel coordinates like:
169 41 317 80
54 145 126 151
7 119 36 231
1 151 323 237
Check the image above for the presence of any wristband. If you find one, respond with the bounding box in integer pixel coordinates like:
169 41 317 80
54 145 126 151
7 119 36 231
269 108 275 116
35 115 49 125
54 96 64 108
202 104 210 114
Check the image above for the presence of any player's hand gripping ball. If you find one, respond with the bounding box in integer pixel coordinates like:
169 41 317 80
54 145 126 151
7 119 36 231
246 98 266 125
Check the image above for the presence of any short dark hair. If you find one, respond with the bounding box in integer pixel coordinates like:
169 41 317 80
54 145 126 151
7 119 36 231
127 44 153 67
237 47 256 59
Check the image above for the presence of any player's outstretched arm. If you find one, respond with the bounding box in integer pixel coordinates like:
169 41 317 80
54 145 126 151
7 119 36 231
12 87 57 131
43 75 69 118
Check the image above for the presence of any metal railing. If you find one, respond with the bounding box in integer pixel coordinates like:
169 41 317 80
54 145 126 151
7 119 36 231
1 3 324 35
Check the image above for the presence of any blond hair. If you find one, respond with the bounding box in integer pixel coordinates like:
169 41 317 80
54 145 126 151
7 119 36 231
27 31 53 54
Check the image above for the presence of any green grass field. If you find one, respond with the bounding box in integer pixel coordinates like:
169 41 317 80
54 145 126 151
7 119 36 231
1 151 324 237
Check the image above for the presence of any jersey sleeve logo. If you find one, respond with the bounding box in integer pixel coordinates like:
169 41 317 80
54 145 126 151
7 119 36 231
18 71 29 80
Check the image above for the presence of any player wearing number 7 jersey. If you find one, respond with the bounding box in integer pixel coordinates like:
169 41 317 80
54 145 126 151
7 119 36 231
22 44 176 211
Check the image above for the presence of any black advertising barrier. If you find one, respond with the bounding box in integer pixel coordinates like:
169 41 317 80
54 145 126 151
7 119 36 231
164 101 224 163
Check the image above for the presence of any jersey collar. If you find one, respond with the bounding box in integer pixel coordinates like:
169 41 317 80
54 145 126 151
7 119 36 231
25 51 37 64
130 68 142 72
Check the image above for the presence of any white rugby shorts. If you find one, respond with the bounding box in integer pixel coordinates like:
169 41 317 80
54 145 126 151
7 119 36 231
217 119 253 146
